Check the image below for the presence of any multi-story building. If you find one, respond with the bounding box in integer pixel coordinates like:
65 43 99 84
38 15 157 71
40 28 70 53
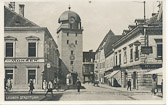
56 7 83 84
104 9 162 90
94 30 122 83
96 3 163 90
4 4 60 90
82 50 95 83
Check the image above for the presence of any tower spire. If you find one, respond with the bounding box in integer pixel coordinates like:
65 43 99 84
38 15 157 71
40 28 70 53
68 5 71 11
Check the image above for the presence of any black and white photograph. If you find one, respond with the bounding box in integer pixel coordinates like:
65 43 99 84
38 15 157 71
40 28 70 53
0 0 166 104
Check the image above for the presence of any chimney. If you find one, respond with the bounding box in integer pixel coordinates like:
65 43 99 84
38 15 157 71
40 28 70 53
9 2 15 11
19 4 25 17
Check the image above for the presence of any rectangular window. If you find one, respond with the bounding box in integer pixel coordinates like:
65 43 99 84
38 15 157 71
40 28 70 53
124 50 127 64
28 43 36 57
71 51 73 54
135 46 139 60
67 40 69 44
76 33 77 37
67 32 69 36
75 40 77 44
130 48 133 62
119 53 121 65
5 70 13 80
157 44 162 58
116 55 117 65
6 43 13 57
70 61 73 65
28 70 36 83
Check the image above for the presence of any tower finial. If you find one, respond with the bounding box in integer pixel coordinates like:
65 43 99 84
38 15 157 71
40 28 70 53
68 5 71 11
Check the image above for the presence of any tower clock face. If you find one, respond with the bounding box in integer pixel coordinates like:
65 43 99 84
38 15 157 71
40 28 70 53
69 17 75 23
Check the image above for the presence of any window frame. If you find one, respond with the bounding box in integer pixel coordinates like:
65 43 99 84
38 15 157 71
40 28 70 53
5 42 14 57
157 44 162 59
28 42 37 57
26 68 37 84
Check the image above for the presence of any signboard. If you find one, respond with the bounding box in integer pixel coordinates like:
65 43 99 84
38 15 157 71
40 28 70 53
141 46 153 54
5 58 45 63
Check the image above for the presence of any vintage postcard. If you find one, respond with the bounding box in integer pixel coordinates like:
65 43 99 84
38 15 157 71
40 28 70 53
0 0 166 104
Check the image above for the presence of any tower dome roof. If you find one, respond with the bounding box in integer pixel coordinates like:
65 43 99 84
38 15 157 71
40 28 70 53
58 10 81 23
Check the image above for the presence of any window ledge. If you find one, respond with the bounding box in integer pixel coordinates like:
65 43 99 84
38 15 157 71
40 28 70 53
155 57 162 60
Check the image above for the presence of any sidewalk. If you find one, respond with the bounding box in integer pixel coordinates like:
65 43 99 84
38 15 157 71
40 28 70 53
5 88 65 94
98 83 150 93
98 83 163 98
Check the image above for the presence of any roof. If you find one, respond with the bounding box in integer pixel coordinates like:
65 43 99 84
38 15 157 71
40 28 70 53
83 51 95 62
146 13 162 26
95 30 115 53
58 10 81 23
4 6 39 27
104 34 122 58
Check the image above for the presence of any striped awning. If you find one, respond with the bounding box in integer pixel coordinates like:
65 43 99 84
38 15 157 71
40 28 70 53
104 70 119 78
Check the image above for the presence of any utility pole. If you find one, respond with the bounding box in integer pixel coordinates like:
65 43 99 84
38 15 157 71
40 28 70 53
144 1 146 22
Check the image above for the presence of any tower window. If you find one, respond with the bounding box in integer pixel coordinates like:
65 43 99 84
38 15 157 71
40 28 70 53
67 40 69 44
71 50 73 54
70 61 73 65
75 40 77 44
67 33 69 36
76 33 77 37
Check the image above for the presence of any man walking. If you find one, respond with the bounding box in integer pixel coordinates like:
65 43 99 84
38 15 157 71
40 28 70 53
127 79 131 91
45 81 53 97
76 79 81 92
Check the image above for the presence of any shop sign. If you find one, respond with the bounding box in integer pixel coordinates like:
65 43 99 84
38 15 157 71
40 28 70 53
141 64 162 69
141 46 153 54
5 58 44 63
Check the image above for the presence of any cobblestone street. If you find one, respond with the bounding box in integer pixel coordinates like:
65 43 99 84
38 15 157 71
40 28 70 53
5 83 161 101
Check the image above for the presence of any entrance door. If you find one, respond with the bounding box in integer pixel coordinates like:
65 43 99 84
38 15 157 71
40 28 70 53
133 72 137 89
124 72 128 88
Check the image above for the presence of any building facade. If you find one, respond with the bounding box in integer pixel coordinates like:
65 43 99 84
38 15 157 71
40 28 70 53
4 4 60 90
82 50 95 83
57 8 83 84
95 4 163 90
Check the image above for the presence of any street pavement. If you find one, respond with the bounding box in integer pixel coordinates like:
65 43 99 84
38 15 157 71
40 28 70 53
5 83 162 101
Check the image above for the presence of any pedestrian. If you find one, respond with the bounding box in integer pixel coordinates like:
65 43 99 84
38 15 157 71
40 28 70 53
76 79 81 92
43 80 47 91
53 79 57 89
152 80 157 95
29 79 34 94
45 81 53 97
127 79 131 91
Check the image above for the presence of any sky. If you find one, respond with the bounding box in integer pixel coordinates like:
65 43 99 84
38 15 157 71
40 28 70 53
5 0 159 51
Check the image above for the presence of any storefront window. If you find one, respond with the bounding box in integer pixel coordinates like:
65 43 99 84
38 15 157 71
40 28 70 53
5 70 13 80
28 43 36 57
6 43 13 57
28 70 36 83
157 44 162 59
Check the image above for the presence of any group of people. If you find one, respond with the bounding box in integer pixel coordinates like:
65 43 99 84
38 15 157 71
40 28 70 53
4 78 12 92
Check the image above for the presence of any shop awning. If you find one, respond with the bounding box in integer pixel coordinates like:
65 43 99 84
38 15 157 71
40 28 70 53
145 68 162 75
104 70 119 78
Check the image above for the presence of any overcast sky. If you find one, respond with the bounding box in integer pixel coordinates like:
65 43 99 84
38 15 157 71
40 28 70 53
5 0 159 51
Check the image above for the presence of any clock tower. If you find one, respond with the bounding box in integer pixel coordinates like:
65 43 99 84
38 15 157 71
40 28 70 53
57 7 83 82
